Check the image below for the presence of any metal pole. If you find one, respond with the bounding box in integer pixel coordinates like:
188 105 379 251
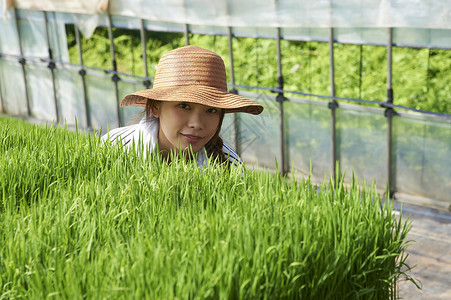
14 8 31 117
106 13 122 127
227 27 240 155
0 72 4 114
359 44 363 99
386 27 397 198
0 53 4 113
387 29 393 99
329 27 338 180
43 11 60 123
75 24 91 128
276 28 288 175
140 19 151 89
184 24 190 46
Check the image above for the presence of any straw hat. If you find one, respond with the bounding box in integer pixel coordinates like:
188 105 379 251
120 45 263 115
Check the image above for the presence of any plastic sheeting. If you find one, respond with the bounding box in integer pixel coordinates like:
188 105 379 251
4 0 109 14
285 100 332 183
0 1 450 203
5 0 451 29
221 91 283 171
3 1 451 45
0 59 28 115
1 58 450 202
394 115 451 203
2 2 451 48
335 104 387 191
0 9 70 59
235 91 282 170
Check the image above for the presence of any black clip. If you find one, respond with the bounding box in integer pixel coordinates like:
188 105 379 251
47 61 56 70
328 100 339 109
143 79 151 88
19 58 26 65
276 93 287 103
384 107 398 118
78 69 86 76
112 74 120 83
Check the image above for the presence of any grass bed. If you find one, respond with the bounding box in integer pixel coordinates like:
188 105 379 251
0 116 415 299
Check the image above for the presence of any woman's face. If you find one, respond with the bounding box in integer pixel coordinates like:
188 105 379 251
151 101 222 156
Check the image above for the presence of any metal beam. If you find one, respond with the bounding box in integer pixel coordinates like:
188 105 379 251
43 11 60 123
75 24 91 128
14 8 31 117
184 24 190 46
106 13 122 127
0 56 4 113
329 27 339 180
276 28 288 175
227 27 241 155
386 27 397 198
140 19 151 89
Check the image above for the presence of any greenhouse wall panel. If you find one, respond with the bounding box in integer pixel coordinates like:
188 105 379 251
336 106 387 191
0 2 450 204
0 12 21 55
0 60 28 115
394 116 451 202
55 67 87 126
221 113 236 150
238 91 281 170
17 10 48 58
25 63 56 120
286 100 332 182
85 72 119 130
118 79 149 126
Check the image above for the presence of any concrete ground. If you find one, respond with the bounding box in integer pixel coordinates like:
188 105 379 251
395 200 451 299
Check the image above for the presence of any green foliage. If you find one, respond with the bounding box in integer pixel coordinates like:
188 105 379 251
0 116 417 298
65 26 450 114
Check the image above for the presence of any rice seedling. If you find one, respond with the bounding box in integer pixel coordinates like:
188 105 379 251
0 116 416 299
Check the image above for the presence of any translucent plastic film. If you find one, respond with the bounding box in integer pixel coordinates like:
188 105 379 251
285 100 332 183
85 71 119 130
25 63 56 121
3 3 451 49
7 0 109 14
1 56 450 203
118 78 148 127
107 0 451 30
0 59 28 115
225 91 282 170
0 9 20 55
55 66 88 126
394 115 451 202
336 104 387 191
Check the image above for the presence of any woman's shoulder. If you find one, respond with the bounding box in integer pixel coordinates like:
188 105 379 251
222 141 242 165
101 124 140 145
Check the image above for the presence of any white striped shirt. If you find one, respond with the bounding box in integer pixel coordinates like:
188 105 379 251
101 115 242 168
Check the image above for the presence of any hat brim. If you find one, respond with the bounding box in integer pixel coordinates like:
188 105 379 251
120 85 263 115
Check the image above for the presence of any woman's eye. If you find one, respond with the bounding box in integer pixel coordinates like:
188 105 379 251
207 108 217 114
179 103 190 109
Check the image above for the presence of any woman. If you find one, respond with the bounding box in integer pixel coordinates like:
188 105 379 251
102 45 263 167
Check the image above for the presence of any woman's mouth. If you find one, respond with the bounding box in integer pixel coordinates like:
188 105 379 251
181 133 203 143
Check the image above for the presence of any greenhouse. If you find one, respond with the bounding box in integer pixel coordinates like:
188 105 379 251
1 0 450 205
0 0 450 298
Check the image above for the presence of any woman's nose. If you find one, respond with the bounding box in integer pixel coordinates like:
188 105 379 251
187 112 203 129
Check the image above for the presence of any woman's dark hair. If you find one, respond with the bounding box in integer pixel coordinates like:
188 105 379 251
145 100 229 165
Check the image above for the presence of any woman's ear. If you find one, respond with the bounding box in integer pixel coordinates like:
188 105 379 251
150 102 161 118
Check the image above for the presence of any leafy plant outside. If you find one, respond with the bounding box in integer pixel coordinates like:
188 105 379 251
66 26 450 114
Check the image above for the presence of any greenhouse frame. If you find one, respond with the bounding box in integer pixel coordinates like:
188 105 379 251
0 0 450 207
